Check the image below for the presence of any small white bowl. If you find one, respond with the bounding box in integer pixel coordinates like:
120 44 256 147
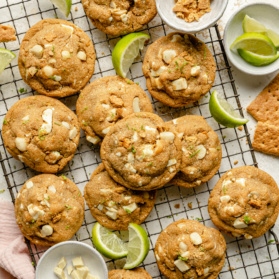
35 241 108 279
156 0 228 33
223 2 279 76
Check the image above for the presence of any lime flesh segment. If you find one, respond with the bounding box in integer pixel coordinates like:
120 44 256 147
50 0 72 17
238 48 279 66
91 222 128 260
112 32 150 78
123 223 150 270
209 91 249 128
0 48 16 73
242 15 279 48
230 32 277 55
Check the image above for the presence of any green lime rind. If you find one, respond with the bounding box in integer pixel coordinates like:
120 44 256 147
0 48 16 73
91 223 128 260
112 32 150 78
209 91 249 128
230 32 277 56
123 223 150 270
50 0 72 17
238 49 279 66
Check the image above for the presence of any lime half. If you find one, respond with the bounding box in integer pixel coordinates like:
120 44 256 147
238 48 279 66
123 223 150 270
242 15 279 48
0 48 16 74
112 32 150 78
50 0 72 17
91 222 128 260
230 32 277 55
209 91 249 128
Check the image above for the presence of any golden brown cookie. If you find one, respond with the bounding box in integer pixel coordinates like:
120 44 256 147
109 268 152 279
142 32 216 107
81 0 157 36
208 166 279 239
154 219 226 279
84 164 156 230
100 112 182 191
168 115 222 188
14 174 84 246
0 24 16 42
76 76 153 145
2 95 80 173
18 18 95 97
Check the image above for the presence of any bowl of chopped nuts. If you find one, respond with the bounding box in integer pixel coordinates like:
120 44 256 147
156 0 228 33
35 240 108 279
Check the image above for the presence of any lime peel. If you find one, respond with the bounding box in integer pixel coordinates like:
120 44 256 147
49 0 72 17
209 91 249 128
112 32 150 78
0 48 16 74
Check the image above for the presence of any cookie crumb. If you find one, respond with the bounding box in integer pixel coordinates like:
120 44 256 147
174 203 180 209
187 202 193 209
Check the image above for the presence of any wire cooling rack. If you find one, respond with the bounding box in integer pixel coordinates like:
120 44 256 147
1 1 279 278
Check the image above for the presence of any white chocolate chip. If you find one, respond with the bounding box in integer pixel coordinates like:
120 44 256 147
49 58 56 64
220 195 231 203
145 126 156 132
106 108 117 122
236 178 246 187
62 50 71 59
41 225 53 237
61 24 74 34
53 75 61 82
196 144 207 160
124 163 137 173
121 13 128 23
102 127 111 135
233 219 248 229
133 97 141 113
172 78 187 90
26 181 33 189
127 152 135 163
29 45 43 58
190 65 201 76
179 242 188 252
15 137 27 151
115 152 121 157
154 77 164 89
62 121 70 129
110 1 116 9
142 144 154 157
27 66 37 77
151 66 167 77
160 131 175 142
167 159 177 167
42 65 54 77
48 185 56 193
86 135 101 145
69 127 78 139
189 232 203 245
77 51 87 61
22 115 30 122
97 204 104 211
181 251 190 258
102 103 110 109
41 108 53 134
162 49 177 64
122 203 137 213
132 131 138 142
105 211 118 220
174 259 190 273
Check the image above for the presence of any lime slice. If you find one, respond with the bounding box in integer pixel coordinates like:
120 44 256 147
209 91 249 128
112 32 150 78
50 0 72 17
242 15 279 48
238 48 279 66
91 222 128 260
123 223 150 270
0 48 16 74
230 32 277 55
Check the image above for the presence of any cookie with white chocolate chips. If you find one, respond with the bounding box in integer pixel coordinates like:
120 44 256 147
81 0 157 36
2 95 80 173
14 174 84 246
18 18 96 98
168 115 222 188
84 164 156 230
208 166 279 239
76 75 153 145
154 219 226 279
142 32 216 107
100 112 182 191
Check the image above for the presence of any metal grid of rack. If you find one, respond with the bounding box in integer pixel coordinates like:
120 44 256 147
0 0 279 278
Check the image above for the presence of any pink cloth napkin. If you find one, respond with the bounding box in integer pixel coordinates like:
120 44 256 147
0 200 35 279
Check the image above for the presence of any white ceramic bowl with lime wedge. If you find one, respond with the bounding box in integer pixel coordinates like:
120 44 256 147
224 2 279 75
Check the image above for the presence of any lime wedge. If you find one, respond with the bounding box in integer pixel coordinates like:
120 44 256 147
91 222 128 260
238 48 279 66
112 32 150 78
209 91 249 128
0 48 16 74
50 0 72 17
123 223 150 270
230 32 277 55
242 15 279 48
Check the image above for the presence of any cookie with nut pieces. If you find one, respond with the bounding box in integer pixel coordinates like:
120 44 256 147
18 18 96 97
76 75 153 145
14 174 84 246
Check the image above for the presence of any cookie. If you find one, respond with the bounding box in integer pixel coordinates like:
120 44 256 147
84 164 156 230
109 268 152 279
208 166 279 239
14 174 84 246
18 18 95 98
81 0 157 36
2 95 80 173
154 219 226 279
100 112 182 191
76 75 153 145
168 115 222 188
142 32 216 107
0 24 16 42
